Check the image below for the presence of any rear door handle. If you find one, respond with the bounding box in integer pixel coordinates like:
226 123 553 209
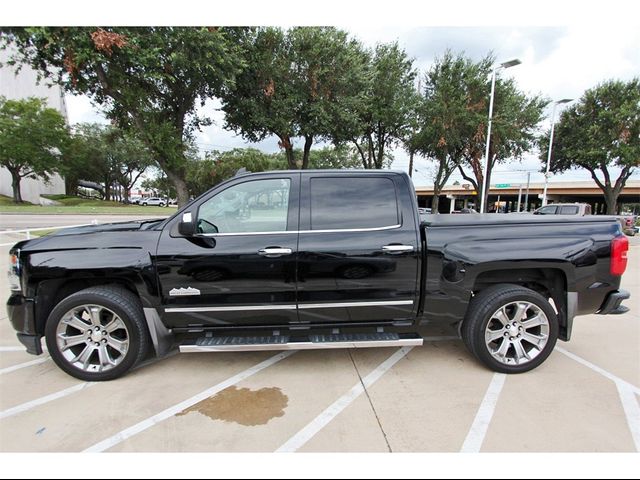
258 247 293 258
382 245 414 254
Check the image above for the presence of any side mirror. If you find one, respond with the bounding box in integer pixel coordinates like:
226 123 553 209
178 212 196 236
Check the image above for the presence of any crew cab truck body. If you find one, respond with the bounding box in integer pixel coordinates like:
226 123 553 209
7 170 631 380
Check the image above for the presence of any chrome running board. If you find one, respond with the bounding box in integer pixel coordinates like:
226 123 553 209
179 332 423 353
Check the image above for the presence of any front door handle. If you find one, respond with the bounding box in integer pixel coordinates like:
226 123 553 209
258 247 293 258
382 244 414 254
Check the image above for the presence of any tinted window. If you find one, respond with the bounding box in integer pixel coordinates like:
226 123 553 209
197 178 290 234
559 206 579 215
310 177 398 230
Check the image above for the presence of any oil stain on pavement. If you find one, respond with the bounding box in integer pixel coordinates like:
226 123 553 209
177 386 288 426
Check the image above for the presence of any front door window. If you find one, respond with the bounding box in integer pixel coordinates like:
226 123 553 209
197 178 291 234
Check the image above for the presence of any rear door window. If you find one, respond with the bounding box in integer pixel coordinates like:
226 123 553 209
310 177 399 230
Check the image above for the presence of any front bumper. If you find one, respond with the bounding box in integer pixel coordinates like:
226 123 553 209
598 289 630 315
6 293 42 355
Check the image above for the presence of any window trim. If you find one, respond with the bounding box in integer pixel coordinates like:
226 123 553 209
197 223 402 237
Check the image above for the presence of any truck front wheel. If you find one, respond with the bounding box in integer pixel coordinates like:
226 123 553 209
45 285 149 381
462 284 559 374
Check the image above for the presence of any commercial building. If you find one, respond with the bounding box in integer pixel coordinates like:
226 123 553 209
415 180 640 214
0 47 68 204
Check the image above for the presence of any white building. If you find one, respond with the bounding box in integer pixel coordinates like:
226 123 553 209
0 47 68 204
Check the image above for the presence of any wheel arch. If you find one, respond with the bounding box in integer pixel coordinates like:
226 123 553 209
470 267 572 341
34 277 143 336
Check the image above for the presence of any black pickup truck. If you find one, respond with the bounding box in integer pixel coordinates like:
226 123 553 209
7 170 631 380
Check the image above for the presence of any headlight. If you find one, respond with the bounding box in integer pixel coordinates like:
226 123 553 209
8 252 21 292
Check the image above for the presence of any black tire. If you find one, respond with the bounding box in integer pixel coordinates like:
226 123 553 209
45 285 149 381
461 284 559 374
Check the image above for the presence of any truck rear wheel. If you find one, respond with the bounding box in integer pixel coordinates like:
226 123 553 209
462 284 559 374
45 285 149 381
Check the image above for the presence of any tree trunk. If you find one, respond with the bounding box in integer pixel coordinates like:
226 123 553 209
603 190 617 215
104 181 111 201
64 176 77 196
164 169 190 207
10 170 23 203
302 135 313 170
431 194 440 214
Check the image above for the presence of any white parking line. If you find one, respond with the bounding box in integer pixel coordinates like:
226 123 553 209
0 346 27 352
0 382 96 420
0 356 49 375
460 373 507 453
555 346 640 394
83 351 296 452
276 346 413 453
615 381 640 452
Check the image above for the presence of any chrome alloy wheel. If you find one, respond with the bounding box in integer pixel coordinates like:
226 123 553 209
55 304 130 373
484 301 550 366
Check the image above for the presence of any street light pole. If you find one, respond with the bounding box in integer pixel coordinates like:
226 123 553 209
542 98 573 207
479 59 521 214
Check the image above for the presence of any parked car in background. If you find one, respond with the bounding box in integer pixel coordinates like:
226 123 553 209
141 197 166 207
533 203 592 216
129 195 142 205
616 214 637 236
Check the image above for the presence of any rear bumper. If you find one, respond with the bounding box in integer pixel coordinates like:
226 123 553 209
598 289 630 315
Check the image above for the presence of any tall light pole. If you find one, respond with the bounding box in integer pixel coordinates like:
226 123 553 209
479 58 521 214
541 98 573 206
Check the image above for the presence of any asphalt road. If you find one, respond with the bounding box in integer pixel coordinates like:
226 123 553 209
0 217 638 455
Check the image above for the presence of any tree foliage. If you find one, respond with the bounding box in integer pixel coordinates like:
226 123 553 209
220 27 368 170
455 56 548 207
539 78 640 214
1 27 245 206
413 51 488 212
350 42 418 169
0 96 68 203
64 123 154 201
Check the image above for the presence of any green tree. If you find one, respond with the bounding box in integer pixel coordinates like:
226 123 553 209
1 27 244 206
350 42 418 169
186 148 285 197
539 79 640 214
414 51 489 213
220 27 368 169
108 130 155 203
0 96 68 203
62 123 108 196
141 169 176 200
457 58 547 208
182 146 360 199
64 123 154 202
306 145 362 169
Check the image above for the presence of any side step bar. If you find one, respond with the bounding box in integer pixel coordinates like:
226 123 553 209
179 332 423 353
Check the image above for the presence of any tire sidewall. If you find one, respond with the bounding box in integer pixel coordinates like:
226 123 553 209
470 287 559 374
45 291 143 381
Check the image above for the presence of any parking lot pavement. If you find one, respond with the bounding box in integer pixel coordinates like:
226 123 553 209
0 238 638 453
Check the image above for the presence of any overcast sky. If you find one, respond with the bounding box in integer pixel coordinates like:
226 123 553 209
62 21 640 188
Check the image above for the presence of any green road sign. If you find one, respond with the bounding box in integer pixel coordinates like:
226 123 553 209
495 184 511 188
